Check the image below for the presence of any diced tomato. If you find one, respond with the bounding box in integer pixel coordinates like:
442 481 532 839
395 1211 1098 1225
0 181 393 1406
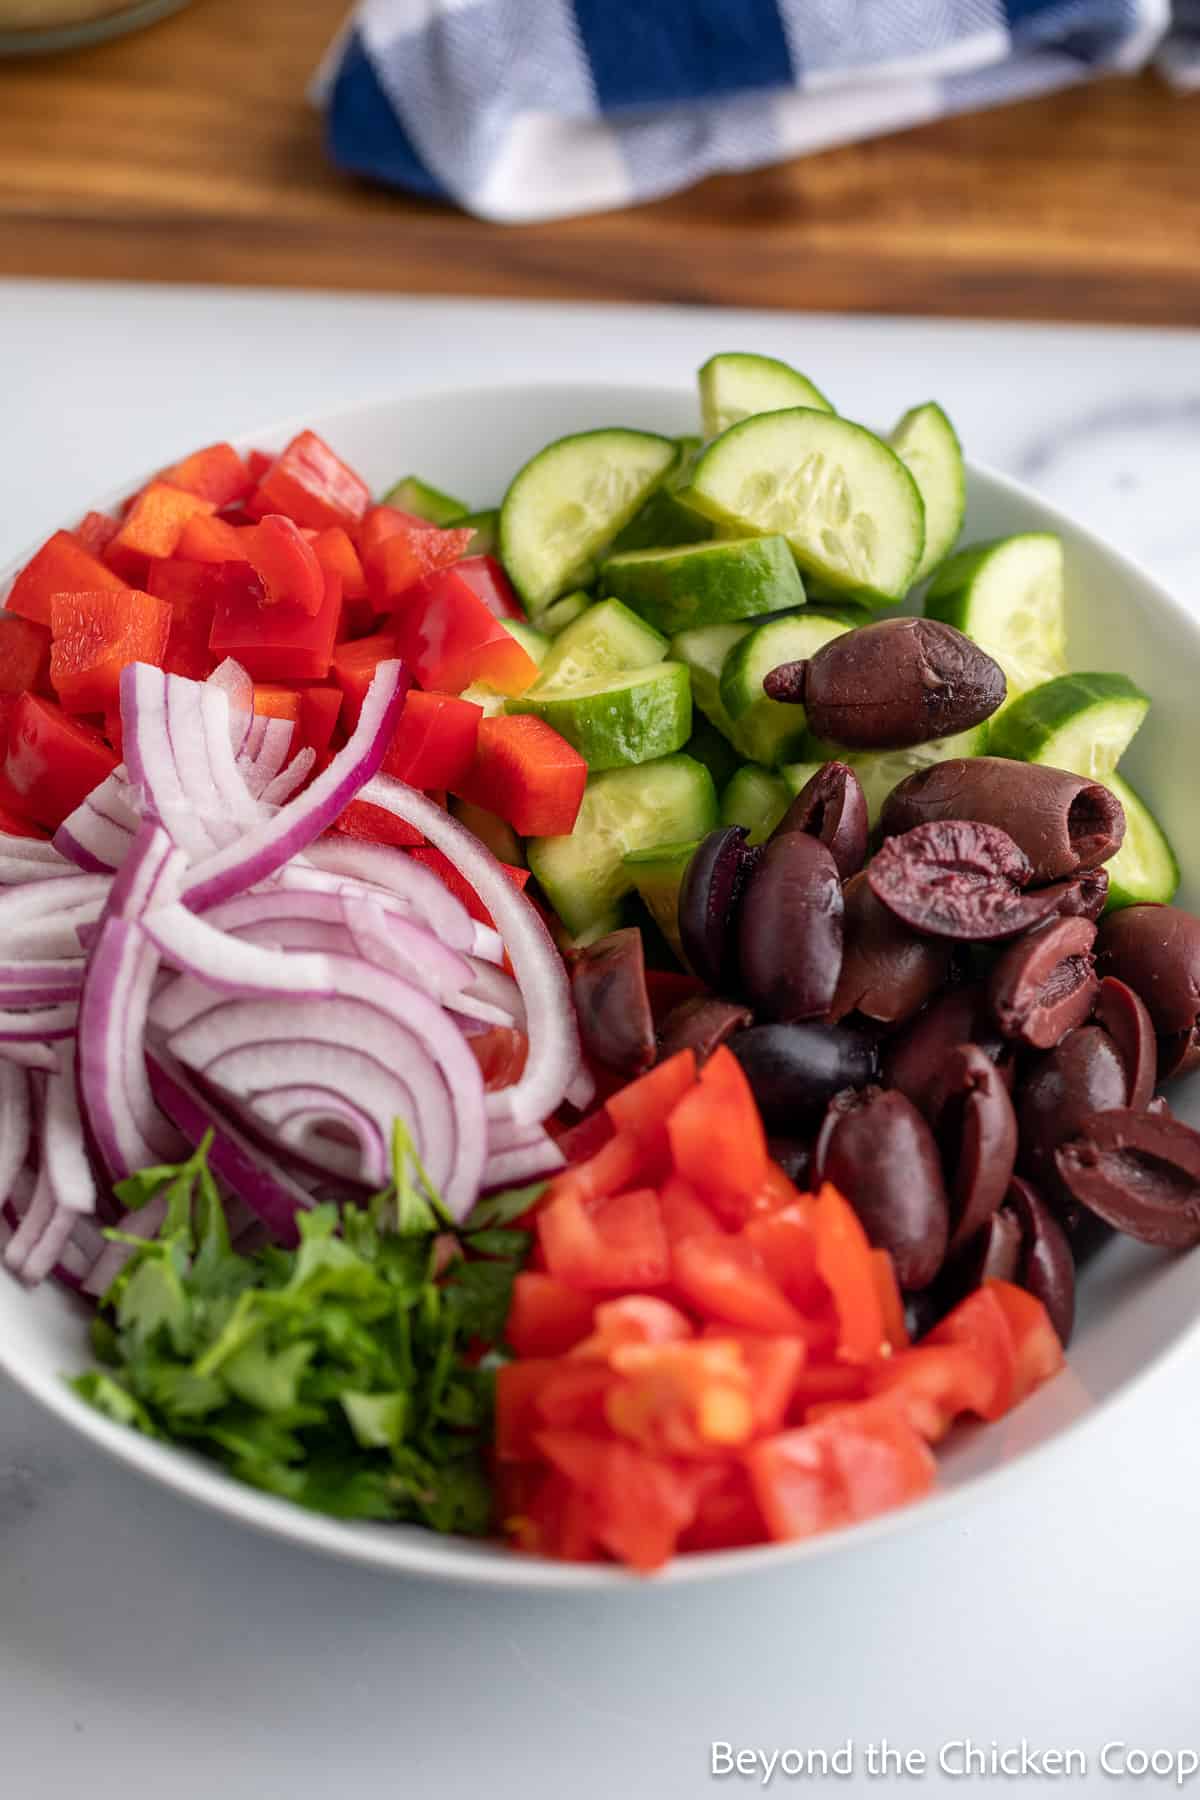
245 449 273 486
406 843 529 929
105 482 217 581
296 684 343 759
159 442 252 507
467 1024 528 1091
331 631 400 728
145 558 221 681
176 514 249 564
359 505 473 604
510 1469 599 1562
549 1131 646 1211
243 515 326 615
812 1183 888 1366
74 511 120 556
671 1233 806 1336
495 1360 559 1462
572 1295 693 1360
722 1334 808 1436
790 1362 869 1417
0 615 51 694
5 693 117 829
550 1107 615 1164
605 1049 696 1148
659 1173 725 1245
986 1280 1065 1402
250 685 301 723
394 566 540 696
454 714 586 836
310 526 368 600
744 1204 825 1311
871 1250 910 1355
507 1274 596 1358
745 1410 935 1543
250 430 370 532
533 1361 618 1435
667 1046 769 1228
928 1286 1018 1421
678 1461 766 1552
538 1185 670 1292
48 589 172 716
866 1344 996 1441
7 530 125 628
210 567 342 682
331 797 424 849
534 1431 700 1573
605 1339 756 1458
749 1161 802 1217
380 690 482 790
451 554 522 620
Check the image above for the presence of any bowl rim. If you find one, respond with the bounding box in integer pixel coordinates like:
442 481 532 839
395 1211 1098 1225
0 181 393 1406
3 376 1199 1593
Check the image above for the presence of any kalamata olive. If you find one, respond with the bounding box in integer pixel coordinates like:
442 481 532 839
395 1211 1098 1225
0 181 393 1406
767 1136 813 1188
830 870 953 1026
1054 867 1110 921
763 618 1006 750
867 821 1064 942
738 831 843 1021
656 995 753 1065
879 757 1126 882
1158 1027 1200 1080
677 826 759 991
1094 976 1157 1110
1055 1108 1200 1249
570 928 655 1075
1017 1024 1129 1189
1095 904 1200 1036
729 1022 877 1131
928 1043 1018 1253
816 1086 950 1288
1006 1176 1076 1345
882 983 1005 1116
772 761 869 881
932 1209 1025 1318
987 915 1098 1049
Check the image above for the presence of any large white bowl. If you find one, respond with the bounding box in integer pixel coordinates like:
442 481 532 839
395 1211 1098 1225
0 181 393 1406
2 382 1198 1591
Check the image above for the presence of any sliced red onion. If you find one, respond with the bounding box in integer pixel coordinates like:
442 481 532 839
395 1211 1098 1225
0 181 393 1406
245 1086 388 1187
122 665 220 859
260 747 315 807
197 685 267 834
0 873 110 928
0 1040 58 1072
0 845 77 885
43 1051 96 1214
206 657 254 756
4 1163 54 1277
0 1004 77 1042
237 717 295 797
483 1133 566 1190
0 834 74 867
282 852 477 952
55 769 140 873
105 822 184 923
81 1191 169 1297
0 959 84 1005
337 893 477 999
0 1059 32 1204
51 1214 107 1288
143 900 334 998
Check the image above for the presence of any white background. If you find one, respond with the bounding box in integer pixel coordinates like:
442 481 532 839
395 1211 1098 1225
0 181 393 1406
2 285 1200 1798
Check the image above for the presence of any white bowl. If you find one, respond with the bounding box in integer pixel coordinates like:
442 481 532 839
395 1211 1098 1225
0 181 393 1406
2 381 1198 1591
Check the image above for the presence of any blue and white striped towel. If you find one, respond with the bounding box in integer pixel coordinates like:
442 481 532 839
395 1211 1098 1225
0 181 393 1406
319 1 1200 223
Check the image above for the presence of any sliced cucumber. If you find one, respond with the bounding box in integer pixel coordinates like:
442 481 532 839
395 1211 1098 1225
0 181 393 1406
698 352 834 439
1101 773 1180 910
926 533 1067 704
533 598 667 693
889 402 965 583
601 535 805 637
528 755 717 936
457 682 508 719
683 715 742 792
688 410 925 606
499 428 678 612
671 621 751 743
449 798 525 867
718 611 852 767
792 724 991 824
501 619 550 666
720 765 791 844
509 663 691 771
537 590 591 637
987 671 1149 779
624 839 698 962
609 437 713 555
459 509 499 556
382 473 469 525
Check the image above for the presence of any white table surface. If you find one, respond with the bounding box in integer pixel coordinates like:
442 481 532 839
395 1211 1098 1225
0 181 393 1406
2 284 1200 1799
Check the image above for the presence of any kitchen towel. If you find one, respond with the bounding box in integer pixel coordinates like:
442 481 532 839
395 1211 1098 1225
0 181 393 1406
320 1 1199 222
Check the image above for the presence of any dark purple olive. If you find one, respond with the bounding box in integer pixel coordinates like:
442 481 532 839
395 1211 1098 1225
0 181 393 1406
729 1023 877 1131
767 1137 813 1188
987 915 1098 1050
1017 1024 1130 1190
816 1086 950 1289
772 761 869 881
677 826 759 991
868 820 1066 942
656 995 753 1065
737 831 843 1021
1095 904 1200 1036
570 928 655 1075
1094 975 1157 1110
829 870 953 1027
1006 1176 1076 1345
1054 867 1110 921
932 1208 1025 1320
882 984 1005 1117
880 757 1126 882
763 618 1005 750
1158 1026 1200 1080
928 1043 1018 1253
1055 1108 1200 1249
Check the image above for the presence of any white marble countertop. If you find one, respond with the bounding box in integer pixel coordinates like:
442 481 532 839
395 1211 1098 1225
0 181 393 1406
2 285 1200 1799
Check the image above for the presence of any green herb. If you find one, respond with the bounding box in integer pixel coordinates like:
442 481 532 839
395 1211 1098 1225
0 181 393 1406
73 1132 534 1536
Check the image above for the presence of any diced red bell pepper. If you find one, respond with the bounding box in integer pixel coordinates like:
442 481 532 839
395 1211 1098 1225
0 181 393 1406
452 554 522 620
249 430 370 532
309 527 368 600
250 684 301 723
812 1183 888 1366
666 1045 769 1227
244 515 326 615
0 615 51 694
395 565 539 696
405 843 529 929
176 514 249 564
6 530 125 628
145 559 221 681
105 482 217 581
245 449 273 485
297 684 343 759
0 802 46 839
359 506 473 605
159 442 252 507
506 1274 597 1359
380 690 482 791
210 567 342 683
5 693 118 829
49 588 172 716
331 631 400 729
74 511 120 556
331 797 425 849
538 1186 671 1292
454 714 586 837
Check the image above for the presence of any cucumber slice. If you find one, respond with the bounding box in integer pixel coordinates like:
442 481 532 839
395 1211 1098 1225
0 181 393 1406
688 410 925 606
624 839 698 962
718 611 852 767
457 682 508 719
720 765 790 844
671 621 751 743
792 724 991 824
987 672 1149 779
460 509 499 556
509 663 691 771
381 474 469 525
537 590 590 637
501 619 550 666
601 535 805 637
698 352 834 439
683 715 741 792
528 755 717 936
889 402 965 583
926 534 1067 703
533 598 667 692
1101 773 1180 910
449 798 525 867
499 429 679 612
609 437 714 554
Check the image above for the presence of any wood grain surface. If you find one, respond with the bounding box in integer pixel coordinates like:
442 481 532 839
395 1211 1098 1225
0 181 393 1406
2 0 1199 322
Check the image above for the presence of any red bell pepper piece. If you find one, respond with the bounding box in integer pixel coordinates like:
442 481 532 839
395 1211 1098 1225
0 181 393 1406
74 511 120 556
250 685 301 724
249 430 370 532
331 796 425 849
380 690 482 790
105 482 217 581
245 449 273 485
0 803 46 839
176 514 249 564
451 554 523 620
159 442 252 507
6 530 125 628
309 527 368 600
454 714 586 836
331 631 400 729
145 559 221 681
0 615 51 694
395 569 540 696
244 515 326 615
296 684 343 759
359 506 474 605
210 567 342 683
406 843 530 929
49 589 172 716
5 693 118 829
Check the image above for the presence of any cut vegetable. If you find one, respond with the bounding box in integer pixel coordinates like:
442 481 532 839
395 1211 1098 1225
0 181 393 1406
682 715 741 791
698 352 834 439
926 533 1067 702
671 621 751 743
460 509 499 556
533 598 667 692
718 611 852 766
789 724 991 824
509 663 692 771
889 402 965 583
537 591 591 637
601 535 805 637
1101 772 1180 909
720 765 791 843
528 755 717 936
499 429 678 612
623 840 698 962
987 671 1149 779
501 619 551 666
381 474 469 525
688 410 925 606
608 437 713 555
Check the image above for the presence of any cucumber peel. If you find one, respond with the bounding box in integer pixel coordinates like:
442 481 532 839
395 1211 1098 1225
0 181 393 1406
987 671 1149 779
382 473 469 525
1102 773 1180 909
889 402 965 583
509 662 692 770
927 533 1067 704
602 534 805 637
533 597 667 692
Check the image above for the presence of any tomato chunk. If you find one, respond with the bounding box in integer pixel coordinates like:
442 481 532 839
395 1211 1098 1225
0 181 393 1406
667 1046 769 1227
454 714 586 836
7 530 125 628
5 693 117 829
744 1205 825 1311
394 567 539 696
928 1286 1018 1421
159 442 252 507
506 1274 597 1358
605 1339 757 1458
538 1186 670 1292
746 1410 935 1543
0 615 51 694
605 1049 696 1146
534 1431 700 1572
812 1183 888 1365
671 1233 806 1336
380 690 482 790
49 588 172 715
105 482 217 581
210 567 343 682
250 430 370 532
986 1280 1065 1401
